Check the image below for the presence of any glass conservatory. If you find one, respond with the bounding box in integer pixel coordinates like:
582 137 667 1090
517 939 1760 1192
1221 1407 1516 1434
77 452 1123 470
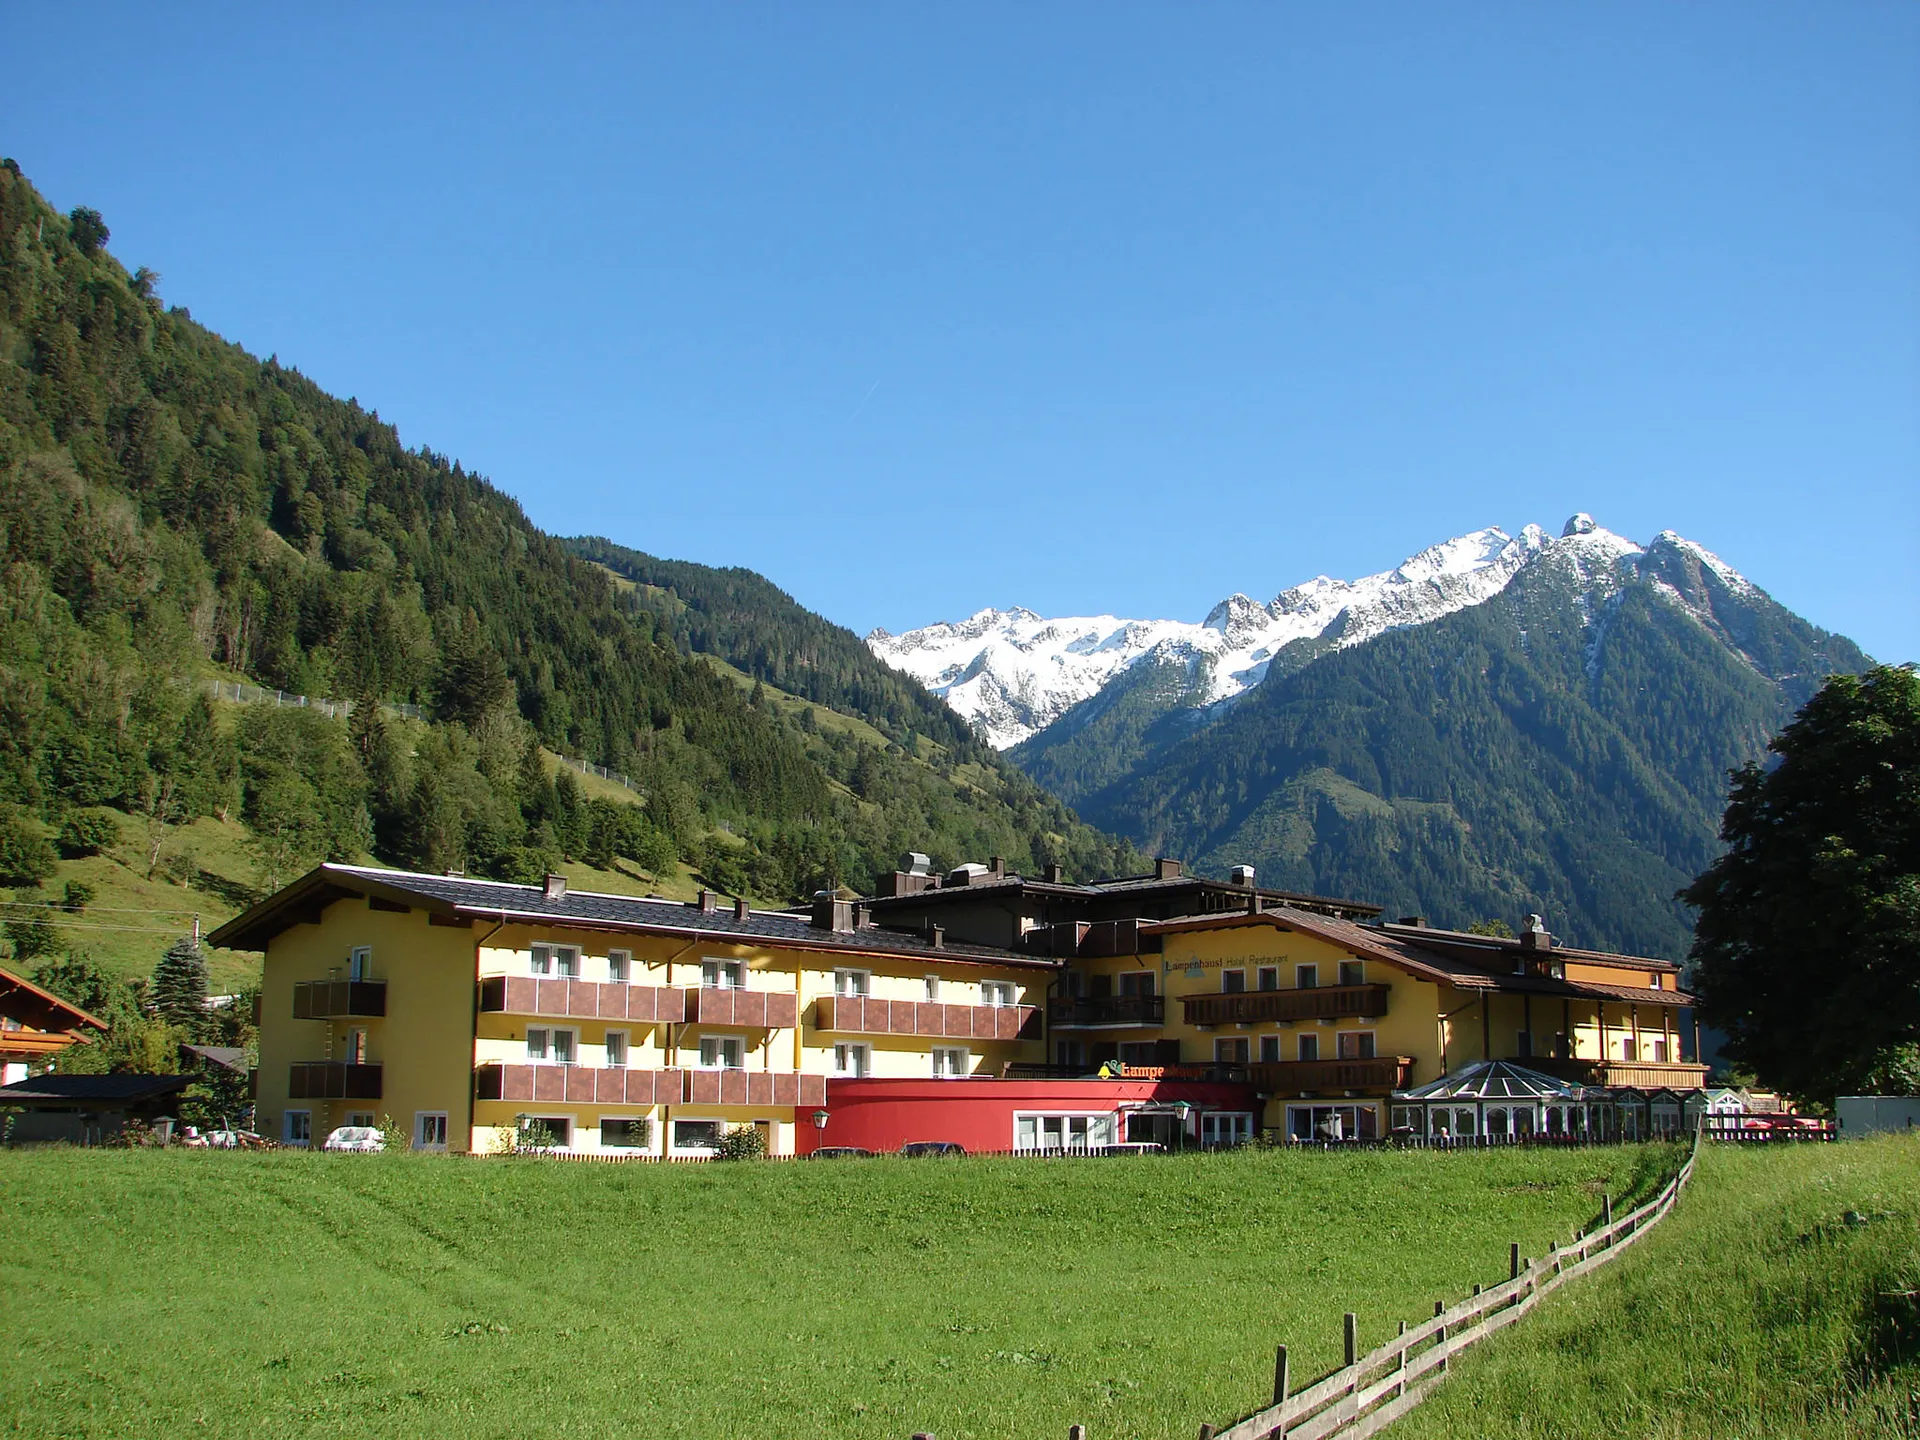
1389 1060 1595 1143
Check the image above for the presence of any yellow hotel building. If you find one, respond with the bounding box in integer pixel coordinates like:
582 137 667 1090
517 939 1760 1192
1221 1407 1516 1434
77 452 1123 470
217 858 1706 1154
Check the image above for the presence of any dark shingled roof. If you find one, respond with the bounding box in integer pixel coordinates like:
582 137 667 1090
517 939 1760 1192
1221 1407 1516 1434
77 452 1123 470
0 1073 191 1103
866 871 1381 920
209 865 1059 969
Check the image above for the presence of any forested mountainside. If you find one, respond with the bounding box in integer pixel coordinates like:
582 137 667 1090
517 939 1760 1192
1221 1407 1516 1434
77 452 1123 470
0 162 1136 934
1037 529 1868 959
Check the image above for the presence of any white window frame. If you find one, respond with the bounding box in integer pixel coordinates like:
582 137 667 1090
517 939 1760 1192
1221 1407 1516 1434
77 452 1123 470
526 1026 579 1065
1338 960 1366 987
833 968 872 997
1259 1034 1282 1063
531 943 581 978
932 1046 970 1078
1335 1030 1377 1060
345 1111 376 1129
1012 1111 1118 1152
348 946 372 981
833 1041 871 1078
670 1118 723 1156
980 980 1017 1007
607 949 632 984
600 1115 651 1150
414 1112 448 1151
1256 966 1279 992
701 958 745 990
923 974 940 1002
1220 969 1246 994
1200 1112 1254 1148
1213 1037 1249 1064
284 1110 311 1146
1297 1032 1320 1062
604 1029 630 1068
1295 964 1319 989
698 1035 746 1070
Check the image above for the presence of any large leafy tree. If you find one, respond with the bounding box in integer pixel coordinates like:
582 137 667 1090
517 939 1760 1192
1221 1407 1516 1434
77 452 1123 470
1686 665 1920 1100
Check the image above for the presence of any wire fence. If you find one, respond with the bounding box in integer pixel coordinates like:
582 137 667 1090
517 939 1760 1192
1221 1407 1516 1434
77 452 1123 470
199 680 636 793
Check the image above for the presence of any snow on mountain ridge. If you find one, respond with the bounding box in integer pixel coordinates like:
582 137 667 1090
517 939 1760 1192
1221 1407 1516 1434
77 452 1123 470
866 518 1751 749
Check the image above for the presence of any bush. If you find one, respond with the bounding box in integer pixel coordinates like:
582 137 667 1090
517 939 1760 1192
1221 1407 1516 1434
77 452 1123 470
712 1124 767 1161
56 811 120 859
0 808 57 887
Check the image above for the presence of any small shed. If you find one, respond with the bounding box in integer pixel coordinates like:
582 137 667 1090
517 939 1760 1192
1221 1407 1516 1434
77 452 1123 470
1391 1060 1593 1142
0 1074 192 1145
1836 1096 1920 1139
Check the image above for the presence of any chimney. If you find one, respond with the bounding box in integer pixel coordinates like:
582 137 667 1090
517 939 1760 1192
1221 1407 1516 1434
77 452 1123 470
811 891 856 933
1247 891 1263 915
853 902 873 929
1154 857 1183 881
1229 864 1256 888
1396 916 1427 928
695 890 717 914
988 855 1006 878
1520 914 1551 951
733 897 750 921
1043 862 1064 885
543 874 567 901
927 923 945 950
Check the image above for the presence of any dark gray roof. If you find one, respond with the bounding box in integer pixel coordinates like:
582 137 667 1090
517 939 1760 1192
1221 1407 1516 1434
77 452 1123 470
0 1073 191 1103
867 872 1381 918
210 865 1058 968
180 1044 249 1074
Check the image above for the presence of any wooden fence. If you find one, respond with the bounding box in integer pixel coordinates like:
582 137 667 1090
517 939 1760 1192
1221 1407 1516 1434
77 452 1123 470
911 1125 1702 1440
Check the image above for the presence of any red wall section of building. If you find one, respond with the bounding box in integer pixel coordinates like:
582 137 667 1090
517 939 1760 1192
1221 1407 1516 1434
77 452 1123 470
799 1077 1257 1154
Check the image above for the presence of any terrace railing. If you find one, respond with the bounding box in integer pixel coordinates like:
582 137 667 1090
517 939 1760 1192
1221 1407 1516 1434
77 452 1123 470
288 1061 382 1099
1183 985 1390 1028
291 980 387 1019
1048 995 1165 1027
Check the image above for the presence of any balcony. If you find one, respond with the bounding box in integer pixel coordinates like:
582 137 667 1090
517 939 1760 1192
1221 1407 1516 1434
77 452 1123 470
816 995 1039 1042
474 1063 685 1106
291 980 387 1020
478 976 688 1024
1181 984 1390 1028
681 987 799 1028
1047 995 1164 1028
1519 1056 1711 1091
288 1061 382 1099
1249 1056 1412 1093
685 1070 826 1107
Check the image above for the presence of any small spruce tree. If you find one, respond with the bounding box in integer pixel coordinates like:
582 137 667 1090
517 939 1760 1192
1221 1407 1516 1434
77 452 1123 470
151 936 210 1034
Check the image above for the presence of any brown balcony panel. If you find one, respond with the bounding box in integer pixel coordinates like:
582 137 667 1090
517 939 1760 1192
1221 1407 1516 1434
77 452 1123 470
684 988 800 1028
291 980 387 1020
476 1065 689 1105
481 976 689 1023
815 995 1040 1040
1048 995 1165 1028
287 1061 383 1100
1182 984 1390 1028
1249 1056 1412 1093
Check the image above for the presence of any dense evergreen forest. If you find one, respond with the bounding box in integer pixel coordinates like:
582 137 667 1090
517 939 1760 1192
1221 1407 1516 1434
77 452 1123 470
0 163 1138 938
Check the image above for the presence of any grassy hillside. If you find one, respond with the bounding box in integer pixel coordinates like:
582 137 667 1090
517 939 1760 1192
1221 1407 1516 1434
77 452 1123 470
0 1144 1667 1440
1396 1134 1920 1439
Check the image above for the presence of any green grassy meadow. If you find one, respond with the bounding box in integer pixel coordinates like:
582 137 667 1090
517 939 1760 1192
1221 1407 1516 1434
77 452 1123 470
1394 1134 1920 1440
0 1144 1675 1440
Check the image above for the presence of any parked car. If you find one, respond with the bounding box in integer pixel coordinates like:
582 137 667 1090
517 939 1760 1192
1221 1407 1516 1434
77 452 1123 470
808 1146 875 1159
322 1126 385 1152
900 1141 966 1157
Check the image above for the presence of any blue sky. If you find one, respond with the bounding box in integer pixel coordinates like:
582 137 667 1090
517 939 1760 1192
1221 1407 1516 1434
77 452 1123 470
7 6 1916 660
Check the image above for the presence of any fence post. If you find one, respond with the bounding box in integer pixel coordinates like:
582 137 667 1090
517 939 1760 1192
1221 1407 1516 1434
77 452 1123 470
1069 1427 1085 1440
1510 1242 1521 1282
1396 1320 1408 1396
1344 1312 1357 1368
1603 1193 1613 1228
1274 1343 1289 1407
1433 1300 1447 1375
1198 1425 1216 1440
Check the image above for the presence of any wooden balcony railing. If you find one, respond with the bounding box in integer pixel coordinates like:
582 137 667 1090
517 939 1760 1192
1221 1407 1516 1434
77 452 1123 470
815 995 1039 1042
1047 995 1165 1028
685 1070 826 1106
288 1061 382 1099
1249 1056 1412 1093
291 980 387 1020
1181 984 1390 1028
474 1063 686 1106
681 987 800 1028
1519 1057 1711 1091
478 976 688 1023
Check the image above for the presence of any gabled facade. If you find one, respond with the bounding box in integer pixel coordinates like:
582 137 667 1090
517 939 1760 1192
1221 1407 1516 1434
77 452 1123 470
0 965 107 1084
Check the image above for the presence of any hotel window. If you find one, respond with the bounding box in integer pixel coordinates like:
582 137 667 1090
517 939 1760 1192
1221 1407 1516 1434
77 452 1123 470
1295 964 1319 989
1651 1038 1668 1063
1257 967 1279 992
698 1036 745 1070
346 1112 376 1129
414 1113 448 1150
344 1027 369 1064
1620 1037 1638 1061
671 1119 721 1154
532 944 580 978
932 1046 970 1078
1297 1033 1320 1062
1259 1034 1282 1063
605 1031 629 1068
607 949 631 983
526 1027 577 1064
701 959 745 990
1055 1039 1086 1068
1221 969 1246 994
833 1042 871 1078
1118 971 1155 997
1117 1042 1159 1066
349 946 372 981
1214 1037 1250 1064
1336 1031 1376 1060
981 981 1017 1007
1015 1113 1117 1152
284 1111 311 1145
1338 960 1365 987
924 975 940 1002
602 1118 651 1149
833 968 871 997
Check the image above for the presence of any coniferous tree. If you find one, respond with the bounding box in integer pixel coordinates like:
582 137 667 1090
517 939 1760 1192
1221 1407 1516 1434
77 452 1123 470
151 936 210 1035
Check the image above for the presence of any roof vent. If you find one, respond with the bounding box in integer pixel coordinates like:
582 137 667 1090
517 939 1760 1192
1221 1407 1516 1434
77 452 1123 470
1396 916 1427 928
1229 864 1256 888
947 863 991 886
1043 862 1064 885
900 851 932 876
695 890 717 914
1155 857 1183 881
811 891 856 933
1520 914 1552 951
543 874 567 901
927 923 945 950
733 897 750 921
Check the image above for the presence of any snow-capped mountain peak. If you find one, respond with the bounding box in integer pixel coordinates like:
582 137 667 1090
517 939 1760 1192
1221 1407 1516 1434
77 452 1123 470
867 518 1758 749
